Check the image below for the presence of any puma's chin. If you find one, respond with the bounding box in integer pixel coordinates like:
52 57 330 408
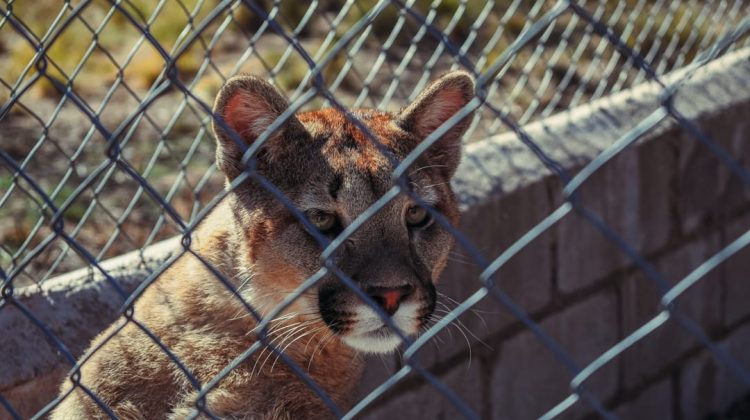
336 302 424 354
343 329 403 354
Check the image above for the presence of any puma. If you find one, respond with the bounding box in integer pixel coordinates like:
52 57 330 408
52 71 475 419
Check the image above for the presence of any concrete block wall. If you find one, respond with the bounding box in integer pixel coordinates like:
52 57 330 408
356 49 750 419
2 48 749 419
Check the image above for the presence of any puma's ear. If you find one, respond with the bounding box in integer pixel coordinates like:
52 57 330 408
212 75 306 179
397 71 475 178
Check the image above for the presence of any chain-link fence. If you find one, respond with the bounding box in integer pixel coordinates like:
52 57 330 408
1 0 750 418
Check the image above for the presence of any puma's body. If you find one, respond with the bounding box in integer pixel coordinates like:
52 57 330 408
52 72 475 419
52 203 361 419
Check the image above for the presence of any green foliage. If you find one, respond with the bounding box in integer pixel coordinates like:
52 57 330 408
0 0 217 99
0 0 722 102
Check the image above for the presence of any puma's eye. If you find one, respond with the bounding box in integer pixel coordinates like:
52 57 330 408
405 205 431 228
307 210 338 234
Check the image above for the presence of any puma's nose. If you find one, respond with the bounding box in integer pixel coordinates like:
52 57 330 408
365 285 414 316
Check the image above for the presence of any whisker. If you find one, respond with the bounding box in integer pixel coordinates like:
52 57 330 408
270 327 322 373
446 256 476 266
421 319 445 346
248 314 301 336
308 330 338 372
451 316 493 351
431 307 494 355
431 309 475 368
422 181 451 189
302 325 331 354
447 251 476 265
254 321 314 378
269 321 329 371
438 291 497 316
431 309 457 342
409 164 448 176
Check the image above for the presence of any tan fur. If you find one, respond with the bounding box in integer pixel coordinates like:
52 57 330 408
52 71 475 419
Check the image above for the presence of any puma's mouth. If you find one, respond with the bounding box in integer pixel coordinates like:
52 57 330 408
343 326 403 354
324 300 429 354
317 282 436 353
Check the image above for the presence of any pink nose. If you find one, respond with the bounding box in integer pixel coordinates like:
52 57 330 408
365 285 414 316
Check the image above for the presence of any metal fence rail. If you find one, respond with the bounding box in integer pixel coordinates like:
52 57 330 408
1 0 750 418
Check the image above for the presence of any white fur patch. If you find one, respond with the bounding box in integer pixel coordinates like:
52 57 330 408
229 94 277 139
343 332 402 354
342 301 421 354
418 188 439 206
249 114 275 139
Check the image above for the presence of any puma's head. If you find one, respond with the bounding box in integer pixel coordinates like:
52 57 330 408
212 71 474 353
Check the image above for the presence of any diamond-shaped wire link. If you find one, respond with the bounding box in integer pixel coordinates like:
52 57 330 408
1 0 750 418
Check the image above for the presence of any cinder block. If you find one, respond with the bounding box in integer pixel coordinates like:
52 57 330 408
722 214 750 326
556 164 626 294
0 304 76 391
679 323 750 420
361 357 485 419
355 353 400 406
677 130 728 234
676 106 750 235
614 378 673 420
635 138 676 254
557 137 675 293
416 180 553 368
620 234 723 388
490 290 619 419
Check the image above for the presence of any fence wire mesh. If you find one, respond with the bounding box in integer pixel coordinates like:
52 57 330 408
1 0 750 418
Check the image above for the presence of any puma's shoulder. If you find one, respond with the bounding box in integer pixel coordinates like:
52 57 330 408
52 71 475 418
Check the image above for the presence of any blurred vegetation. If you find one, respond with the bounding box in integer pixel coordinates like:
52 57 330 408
1 0 216 100
0 0 729 101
